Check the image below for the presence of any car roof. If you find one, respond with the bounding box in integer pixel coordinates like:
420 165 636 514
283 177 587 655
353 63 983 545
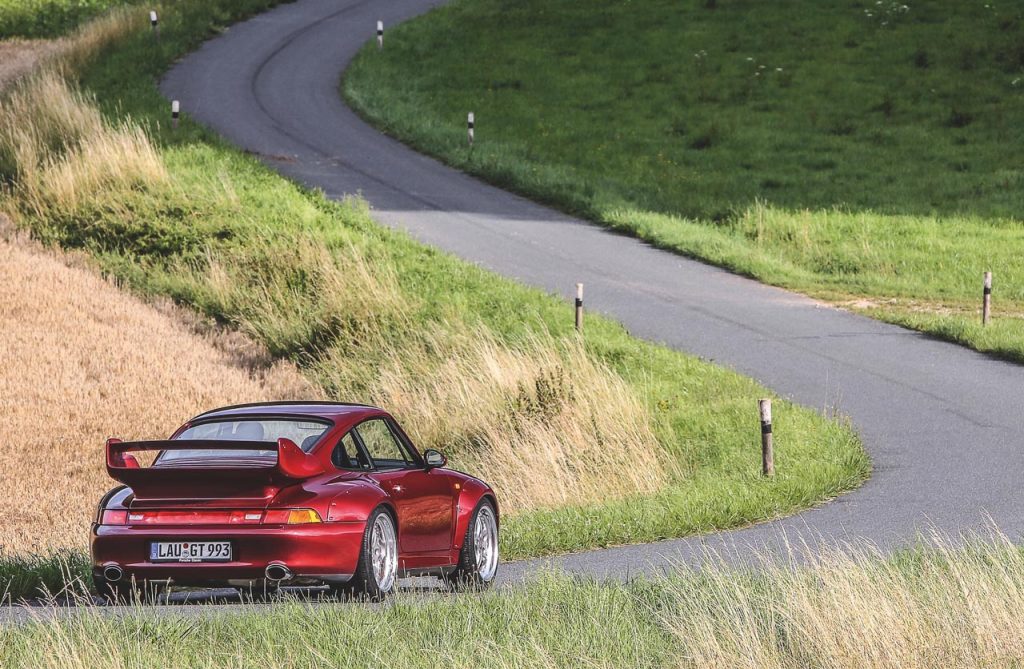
191 401 385 422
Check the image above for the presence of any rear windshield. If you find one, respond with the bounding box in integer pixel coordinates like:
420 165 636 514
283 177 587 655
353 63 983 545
158 418 331 464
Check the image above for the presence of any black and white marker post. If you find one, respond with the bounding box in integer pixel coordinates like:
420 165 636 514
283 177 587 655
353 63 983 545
467 112 475 148
759 398 774 477
377 20 383 49
150 10 159 40
983 271 993 326
574 283 583 332
171 100 180 130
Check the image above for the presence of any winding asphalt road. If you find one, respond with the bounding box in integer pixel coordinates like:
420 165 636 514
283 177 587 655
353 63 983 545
152 0 1021 586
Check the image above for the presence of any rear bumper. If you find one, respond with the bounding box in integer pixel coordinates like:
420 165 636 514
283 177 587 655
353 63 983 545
91 522 365 587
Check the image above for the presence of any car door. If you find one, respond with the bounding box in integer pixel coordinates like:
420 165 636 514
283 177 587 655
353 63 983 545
354 418 454 554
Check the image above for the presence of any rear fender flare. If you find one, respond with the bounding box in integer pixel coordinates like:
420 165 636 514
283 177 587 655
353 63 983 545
453 478 498 553
325 481 392 524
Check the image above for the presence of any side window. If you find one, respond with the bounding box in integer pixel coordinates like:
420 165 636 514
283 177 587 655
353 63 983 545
356 419 413 469
332 431 367 470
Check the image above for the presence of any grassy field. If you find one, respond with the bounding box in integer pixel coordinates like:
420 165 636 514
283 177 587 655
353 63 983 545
0 0 142 38
4 539 1024 668
0 1 866 599
343 0 1024 362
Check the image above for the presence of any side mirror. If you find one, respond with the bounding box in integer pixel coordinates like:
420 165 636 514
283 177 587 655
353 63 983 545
423 449 447 469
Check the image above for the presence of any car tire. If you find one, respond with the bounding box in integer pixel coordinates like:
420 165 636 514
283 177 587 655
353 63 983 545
334 506 399 602
444 498 499 591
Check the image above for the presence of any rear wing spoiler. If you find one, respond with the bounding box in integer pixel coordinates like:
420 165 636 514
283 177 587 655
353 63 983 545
105 437 326 481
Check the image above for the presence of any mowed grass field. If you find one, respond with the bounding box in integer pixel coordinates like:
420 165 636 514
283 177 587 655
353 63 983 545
5 539 1024 668
0 1 868 600
344 0 1024 361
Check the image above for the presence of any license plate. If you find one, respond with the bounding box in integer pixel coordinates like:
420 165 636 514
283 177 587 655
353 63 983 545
150 541 232 563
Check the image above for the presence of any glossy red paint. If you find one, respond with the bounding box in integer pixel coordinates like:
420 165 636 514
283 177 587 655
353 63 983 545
91 402 498 590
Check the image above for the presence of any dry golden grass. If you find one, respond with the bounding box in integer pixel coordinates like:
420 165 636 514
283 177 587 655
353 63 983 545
0 8 161 227
357 330 667 512
49 7 145 78
0 69 167 223
0 230 316 555
663 537 1024 669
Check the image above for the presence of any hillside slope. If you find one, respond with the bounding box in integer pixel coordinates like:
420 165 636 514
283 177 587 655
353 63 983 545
0 228 314 554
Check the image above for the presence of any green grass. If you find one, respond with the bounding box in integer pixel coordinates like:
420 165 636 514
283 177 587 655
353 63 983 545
0 0 866 599
343 0 1024 361
5 541 1024 668
2 576 676 667
0 0 141 38
0 552 91 604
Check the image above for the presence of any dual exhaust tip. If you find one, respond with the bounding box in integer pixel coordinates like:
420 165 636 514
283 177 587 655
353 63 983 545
265 563 292 582
102 563 292 583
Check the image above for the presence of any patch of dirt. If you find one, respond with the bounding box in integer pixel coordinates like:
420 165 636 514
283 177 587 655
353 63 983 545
837 296 967 316
836 296 1024 320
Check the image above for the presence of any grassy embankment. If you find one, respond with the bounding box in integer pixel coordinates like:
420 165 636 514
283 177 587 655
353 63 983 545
0 0 143 38
0 2 866 599
344 0 1024 361
4 539 1024 668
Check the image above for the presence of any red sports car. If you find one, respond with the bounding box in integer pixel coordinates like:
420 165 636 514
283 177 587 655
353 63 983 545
92 402 499 602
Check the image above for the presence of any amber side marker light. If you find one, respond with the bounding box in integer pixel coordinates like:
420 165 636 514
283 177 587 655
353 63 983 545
263 509 323 525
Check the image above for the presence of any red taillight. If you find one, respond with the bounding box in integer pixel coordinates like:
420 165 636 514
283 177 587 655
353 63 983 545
120 510 265 525
100 510 128 525
101 509 319 526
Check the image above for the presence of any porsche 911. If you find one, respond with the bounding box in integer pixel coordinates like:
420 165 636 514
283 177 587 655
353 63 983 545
92 402 499 602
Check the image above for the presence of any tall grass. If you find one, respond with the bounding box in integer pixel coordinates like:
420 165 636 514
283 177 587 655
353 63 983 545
358 331 667 511
5 539 1024 668
0 9 161 228
661 537 1024 668
0 0 142 39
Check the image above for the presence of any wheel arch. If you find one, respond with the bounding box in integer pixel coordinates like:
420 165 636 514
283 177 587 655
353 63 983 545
453 479 499 552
